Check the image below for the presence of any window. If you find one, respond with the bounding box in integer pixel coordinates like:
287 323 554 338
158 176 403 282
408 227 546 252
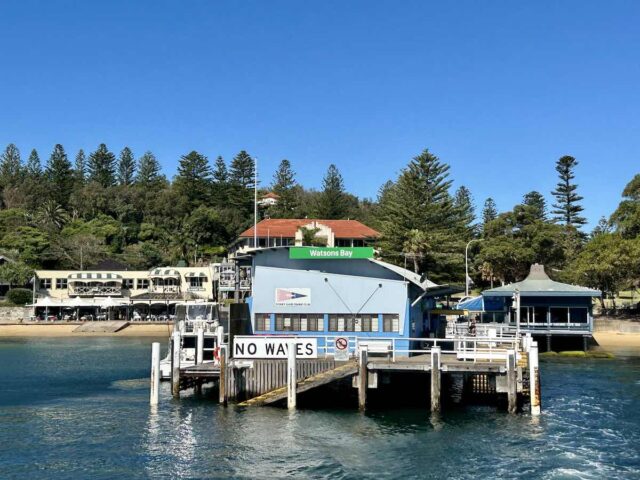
383 314 400 332
40 278 52 289
136 279 149 289
123 279 134 289
55 278 67 289
328 314 378 332
533 307 547 324
569 308 588 324
189 277 204 288
335 239 351 247
255 314 271 331
550 307 569 324
355 315 378 332
274 314 324 331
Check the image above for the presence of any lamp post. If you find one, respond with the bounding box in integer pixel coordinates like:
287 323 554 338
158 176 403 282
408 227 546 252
465 239 484 297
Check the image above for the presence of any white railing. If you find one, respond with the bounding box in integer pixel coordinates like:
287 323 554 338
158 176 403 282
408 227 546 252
149 285 180 294
69 286 122 296
446 322 516 339
283 334 521 364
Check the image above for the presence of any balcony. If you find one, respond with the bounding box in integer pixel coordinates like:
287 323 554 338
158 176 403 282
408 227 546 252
149 285 180 294
69 285 123 296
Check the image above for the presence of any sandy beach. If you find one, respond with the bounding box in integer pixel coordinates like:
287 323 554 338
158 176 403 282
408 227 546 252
0 323 173 337
593 332 640 349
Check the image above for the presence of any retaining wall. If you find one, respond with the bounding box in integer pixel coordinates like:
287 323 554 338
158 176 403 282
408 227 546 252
594 317 640 333
0 306 31 324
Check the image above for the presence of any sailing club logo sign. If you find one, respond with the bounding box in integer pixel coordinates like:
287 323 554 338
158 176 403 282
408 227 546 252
275 288 311 306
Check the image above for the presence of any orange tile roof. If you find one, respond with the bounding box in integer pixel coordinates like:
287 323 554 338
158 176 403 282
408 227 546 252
239 219 380 239
261 192 280 199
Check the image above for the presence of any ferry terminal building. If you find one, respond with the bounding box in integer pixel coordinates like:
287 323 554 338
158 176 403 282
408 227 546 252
236 246 460 353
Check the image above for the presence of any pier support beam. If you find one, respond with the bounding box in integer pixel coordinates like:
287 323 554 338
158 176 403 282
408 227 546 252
287 341 297 410
150 342 160 406
546 335 552 352
582 335 588 352
507 349 517 414
431 346 441 413
358 347 368 411
219 345 227 406
171 329 181 399
529 341 541 416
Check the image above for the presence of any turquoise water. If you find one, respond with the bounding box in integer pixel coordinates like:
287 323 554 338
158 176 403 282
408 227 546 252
1 338 639 479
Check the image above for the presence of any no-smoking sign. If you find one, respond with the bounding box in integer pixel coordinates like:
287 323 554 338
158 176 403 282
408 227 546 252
334 337 349 360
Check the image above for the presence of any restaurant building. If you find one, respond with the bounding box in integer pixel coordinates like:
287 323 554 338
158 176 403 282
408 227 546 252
230 218 380 256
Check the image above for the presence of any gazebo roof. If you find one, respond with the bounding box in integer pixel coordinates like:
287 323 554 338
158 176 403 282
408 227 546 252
483 264 601 298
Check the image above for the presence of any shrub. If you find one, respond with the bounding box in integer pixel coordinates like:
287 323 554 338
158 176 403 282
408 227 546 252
6 288 32 306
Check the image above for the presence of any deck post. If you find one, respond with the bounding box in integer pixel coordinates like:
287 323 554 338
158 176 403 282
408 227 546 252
171 329 181 398
430 346 441 412
506 349 517 413
546 335 552 352
150 342 160 406
582 335 588 352
529 341 541 415
287 340 297 410
219 345 227 406
358 346 368 411
216 325 224 348
196 327 204 365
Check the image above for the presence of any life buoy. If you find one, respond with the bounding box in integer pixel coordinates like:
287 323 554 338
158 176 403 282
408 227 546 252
213 346 221 362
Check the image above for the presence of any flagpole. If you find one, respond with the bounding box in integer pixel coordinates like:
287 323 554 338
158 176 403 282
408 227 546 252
254 156 258 249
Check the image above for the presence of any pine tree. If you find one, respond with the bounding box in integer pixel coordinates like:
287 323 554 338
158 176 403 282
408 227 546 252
482 198 498 225
136 151 164 186
174 151 212 205
270 159 298 218
26 149 42 177
0 143 22 189
551 155 587 227
453 185 475 237
74 149 86 187
87 143 117 187
522 191 547 221
117 147 136 186
377 149 459 281
211 156 228 207
228 150 256 214
46 144 74 208
315 164 349 219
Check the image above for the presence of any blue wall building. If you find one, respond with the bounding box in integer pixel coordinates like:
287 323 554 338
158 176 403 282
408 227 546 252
237 247 458 355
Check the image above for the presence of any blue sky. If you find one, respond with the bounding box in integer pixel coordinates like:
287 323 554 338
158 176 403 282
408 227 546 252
1 1 639 228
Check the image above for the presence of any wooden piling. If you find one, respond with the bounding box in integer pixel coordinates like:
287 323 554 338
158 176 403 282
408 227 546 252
171 330 181 399
529 341 541 415
506 349 517 414
196 328 204 365
358 347 368 411
219 345 227 405
546 335 552 352
287 341 297 410
430 346 441 412
150 342 160 406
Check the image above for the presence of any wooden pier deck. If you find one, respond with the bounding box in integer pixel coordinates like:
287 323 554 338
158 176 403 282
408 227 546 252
238 361 358 407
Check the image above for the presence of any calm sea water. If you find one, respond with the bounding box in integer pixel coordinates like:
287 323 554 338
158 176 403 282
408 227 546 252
0 338 639 480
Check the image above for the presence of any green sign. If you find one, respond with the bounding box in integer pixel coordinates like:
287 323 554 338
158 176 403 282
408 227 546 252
289 247 374 260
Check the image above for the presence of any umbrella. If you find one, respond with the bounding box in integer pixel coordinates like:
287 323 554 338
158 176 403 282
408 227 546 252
37 297 57 320
70 296 84 320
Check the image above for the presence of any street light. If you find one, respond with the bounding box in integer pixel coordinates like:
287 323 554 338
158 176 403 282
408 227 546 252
465 239 484 297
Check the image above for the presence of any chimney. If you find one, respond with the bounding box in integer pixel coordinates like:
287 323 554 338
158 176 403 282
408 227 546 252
527 263 550 281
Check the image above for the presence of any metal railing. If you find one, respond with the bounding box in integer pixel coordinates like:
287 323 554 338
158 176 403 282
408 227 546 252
446 322 516 338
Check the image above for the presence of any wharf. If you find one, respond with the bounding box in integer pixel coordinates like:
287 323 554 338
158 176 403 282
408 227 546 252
157 332 541 415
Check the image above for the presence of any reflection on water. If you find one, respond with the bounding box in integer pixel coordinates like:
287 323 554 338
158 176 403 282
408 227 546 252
0 338 639 479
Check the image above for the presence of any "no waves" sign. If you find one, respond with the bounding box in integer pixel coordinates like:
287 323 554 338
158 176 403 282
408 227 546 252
233 336 318 359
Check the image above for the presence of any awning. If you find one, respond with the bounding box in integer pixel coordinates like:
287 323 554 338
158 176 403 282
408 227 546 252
184 272 207 278
68 272 123 282
455 296 485 311
149 268 180 278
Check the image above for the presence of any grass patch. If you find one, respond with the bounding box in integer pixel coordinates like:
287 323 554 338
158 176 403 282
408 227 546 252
586 351 615 359
540 351 558 357
558 351 587 358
